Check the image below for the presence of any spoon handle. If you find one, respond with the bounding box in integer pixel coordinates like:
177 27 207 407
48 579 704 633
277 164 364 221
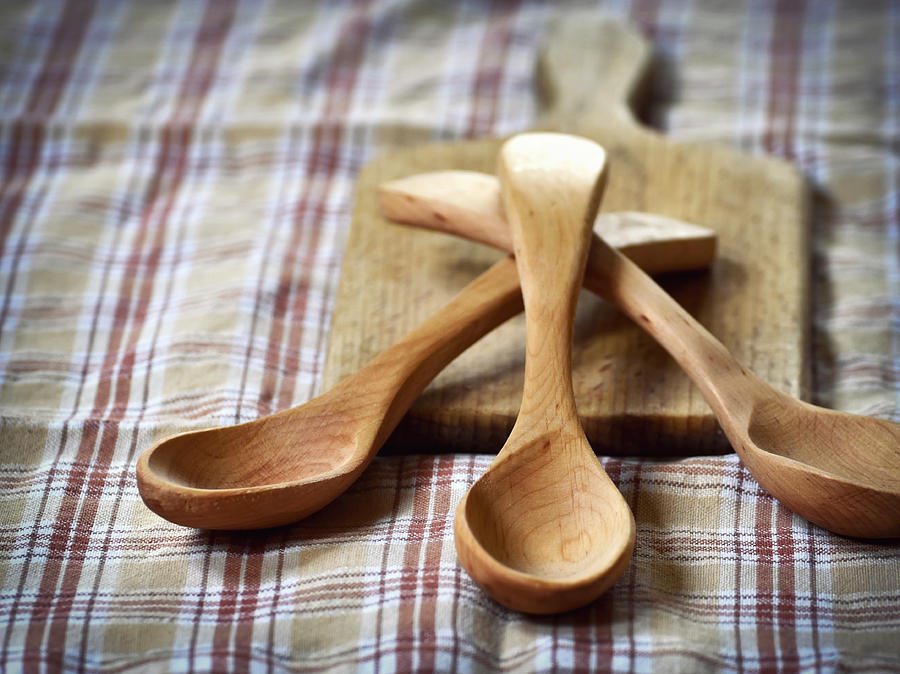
378 189 758 425
584 237 760 424
378 171 718 276
498 134 605 436
349 256 522 450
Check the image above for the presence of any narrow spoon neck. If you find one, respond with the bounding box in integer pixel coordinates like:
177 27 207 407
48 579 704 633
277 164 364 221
346 257 524 449
511 237 586 449
586 236 766 424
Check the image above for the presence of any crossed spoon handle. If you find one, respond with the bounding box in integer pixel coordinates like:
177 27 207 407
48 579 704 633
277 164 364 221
381 171 900 539
137 200 716 529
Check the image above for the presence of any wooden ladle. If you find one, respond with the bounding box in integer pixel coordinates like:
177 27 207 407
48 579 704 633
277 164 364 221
454 133 635 614
137 210 715 530
380 172 900 539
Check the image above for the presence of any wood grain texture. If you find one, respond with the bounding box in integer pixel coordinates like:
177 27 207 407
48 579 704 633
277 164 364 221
454 133 635 614
322 15 809 456
138 257 525 529
378 171 719 275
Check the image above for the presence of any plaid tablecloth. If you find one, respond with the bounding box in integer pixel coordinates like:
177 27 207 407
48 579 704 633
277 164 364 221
1 1 898 671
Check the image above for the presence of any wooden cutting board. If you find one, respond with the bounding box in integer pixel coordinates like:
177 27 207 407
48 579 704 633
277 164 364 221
322 15 809 456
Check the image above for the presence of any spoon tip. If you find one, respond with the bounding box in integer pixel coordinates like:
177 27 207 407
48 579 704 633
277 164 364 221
454 472 636 614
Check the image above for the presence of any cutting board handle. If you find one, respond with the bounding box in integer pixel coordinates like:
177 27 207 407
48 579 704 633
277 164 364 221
536 15 651 134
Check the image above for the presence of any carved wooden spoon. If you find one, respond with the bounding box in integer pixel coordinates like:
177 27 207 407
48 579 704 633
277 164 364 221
381 175 900 540
454 133 635 614
378 170 717 275
137 205 713 530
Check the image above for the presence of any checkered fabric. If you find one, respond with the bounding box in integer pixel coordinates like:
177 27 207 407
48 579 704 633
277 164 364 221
1 0 898 671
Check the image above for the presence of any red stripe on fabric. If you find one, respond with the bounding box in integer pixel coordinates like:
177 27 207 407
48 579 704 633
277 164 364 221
265 530 290 661
806 520 823 670
625 460 641 671
573 612 590 672
764 0 805 160
0 122 65 349
266 121 331 412
261 1 372 416
732 465 746 672
373 458 408 673
21 420 102 673
85 127 175 420
571 597 608 669
188 532 216 673
231 544 265 672
416 457 457 673
23 1 237 667
754 495 776 667
396 456 437 673
0 123 43 244
212 548 245 672
23 7 96 119
0 123 26 194
464 1 520 139
0 0 98 332
44 422 122 668
595 457 622 670
449 455 477 670
0 0 87 210
11 3 98 669
232 154 285 424
0 0 94 240
775 505 799 669
107 133 207 423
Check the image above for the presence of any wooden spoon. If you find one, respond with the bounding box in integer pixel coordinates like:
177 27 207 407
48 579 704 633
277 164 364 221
137 204 712 530
137 257 522 530
454 133 635 614
381 176 900 539
378 170 717 275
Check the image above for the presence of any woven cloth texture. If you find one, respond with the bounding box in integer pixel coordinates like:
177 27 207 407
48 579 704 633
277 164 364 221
1 0 898 671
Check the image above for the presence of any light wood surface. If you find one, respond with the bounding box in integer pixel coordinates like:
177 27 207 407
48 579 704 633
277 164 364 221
455 134 634 614
379 171 718 275
322 15 809 456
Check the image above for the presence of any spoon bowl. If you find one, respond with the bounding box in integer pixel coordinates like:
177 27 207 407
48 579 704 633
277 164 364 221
456 433 634 611
722 376 900 538
138 395 374 529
